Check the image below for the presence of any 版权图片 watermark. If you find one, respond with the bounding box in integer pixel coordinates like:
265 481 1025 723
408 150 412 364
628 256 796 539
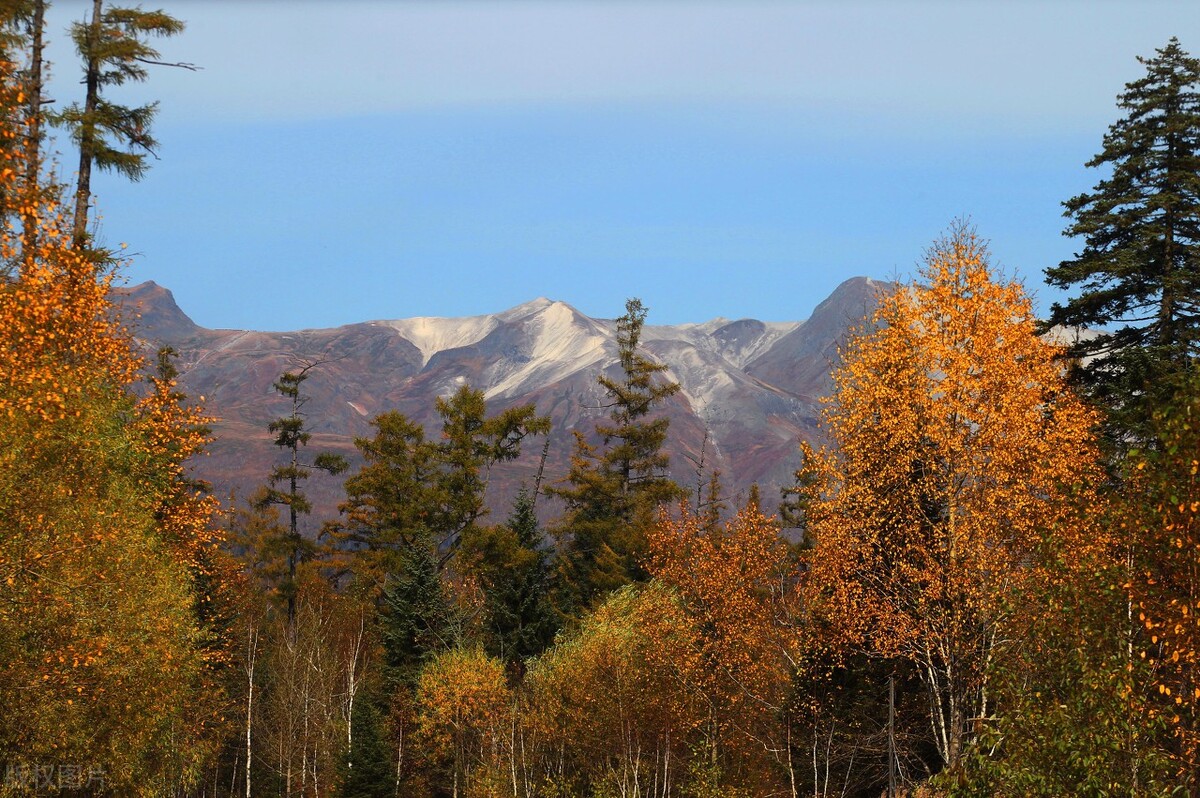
3 761 106 792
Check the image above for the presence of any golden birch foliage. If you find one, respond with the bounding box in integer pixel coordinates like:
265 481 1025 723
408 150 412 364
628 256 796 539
1126 390 1200 782
802 226 1105 769
524 583 702 795
135 349 222 566
416 646 511 796
647 503 798 741
0 64 223 791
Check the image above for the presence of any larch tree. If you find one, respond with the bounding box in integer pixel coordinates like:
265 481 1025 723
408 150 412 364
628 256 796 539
647 501 810 792
549 297 687 615
803 225 1106 776
325 384 549 590
323 386 547 791
52 0 194 247
1045 37 1200 444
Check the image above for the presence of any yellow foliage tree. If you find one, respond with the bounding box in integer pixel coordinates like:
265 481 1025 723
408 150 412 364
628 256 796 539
1126 380 1200 787
801 225 1105 774
0 49 226 794
417 646 512 797
524 583 703 797
647 502 803 786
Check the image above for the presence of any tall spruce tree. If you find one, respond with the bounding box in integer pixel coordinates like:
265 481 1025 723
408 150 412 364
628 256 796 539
463 486 557 670
1045 37 1200 444
259 366 347 628
339 691 394 798
549 298 686 615
380 541 456 692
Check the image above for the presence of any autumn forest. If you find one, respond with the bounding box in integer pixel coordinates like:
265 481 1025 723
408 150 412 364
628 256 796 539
3 3 1200 797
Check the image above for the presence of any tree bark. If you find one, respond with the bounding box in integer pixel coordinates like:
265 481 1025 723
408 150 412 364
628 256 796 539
245 623 258 798
71 0 102 248
21 0 45 264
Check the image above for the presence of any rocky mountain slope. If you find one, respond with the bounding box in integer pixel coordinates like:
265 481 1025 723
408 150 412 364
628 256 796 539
115 278 886 531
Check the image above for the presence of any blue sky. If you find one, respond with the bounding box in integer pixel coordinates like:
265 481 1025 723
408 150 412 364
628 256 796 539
40 1 1200 330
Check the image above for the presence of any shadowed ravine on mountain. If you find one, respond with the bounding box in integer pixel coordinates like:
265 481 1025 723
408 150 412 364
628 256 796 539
116 278 885 530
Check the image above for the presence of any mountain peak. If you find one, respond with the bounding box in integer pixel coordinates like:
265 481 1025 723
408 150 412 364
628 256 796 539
115 281 201 341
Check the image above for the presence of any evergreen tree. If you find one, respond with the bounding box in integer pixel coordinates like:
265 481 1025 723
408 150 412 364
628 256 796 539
51 0 195 247
431 385 550 562
549 297 686 615
381 542 457 691
464 486 558 670
339 691 394 798
259 365 348 628
1045 37 1200 444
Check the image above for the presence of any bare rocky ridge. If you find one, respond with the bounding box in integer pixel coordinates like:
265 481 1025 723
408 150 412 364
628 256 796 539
115 278 885 532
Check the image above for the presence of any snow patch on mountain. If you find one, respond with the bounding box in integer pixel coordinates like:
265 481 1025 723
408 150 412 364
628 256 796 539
645 319 802 369
383 313 498 366
485 300 610 399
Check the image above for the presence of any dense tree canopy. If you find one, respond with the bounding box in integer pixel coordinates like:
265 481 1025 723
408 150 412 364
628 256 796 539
5 9 1200 793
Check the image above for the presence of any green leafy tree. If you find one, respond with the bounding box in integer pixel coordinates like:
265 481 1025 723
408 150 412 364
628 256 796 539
951 563 1170 797
549 297 687 615
52 0 195 246
259 365 348 628
1045 37 1200 444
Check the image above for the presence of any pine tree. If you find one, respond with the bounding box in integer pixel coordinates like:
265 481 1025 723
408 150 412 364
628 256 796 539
259 366 347 628
549 298 687 615
1045 37 1200 443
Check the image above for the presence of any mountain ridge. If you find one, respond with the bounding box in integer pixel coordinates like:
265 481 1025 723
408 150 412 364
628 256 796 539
114 277 886 528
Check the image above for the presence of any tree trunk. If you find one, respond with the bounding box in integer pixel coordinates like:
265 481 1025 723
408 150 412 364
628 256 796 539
21 0 45 265
71 0 101 248
245 624 258 798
